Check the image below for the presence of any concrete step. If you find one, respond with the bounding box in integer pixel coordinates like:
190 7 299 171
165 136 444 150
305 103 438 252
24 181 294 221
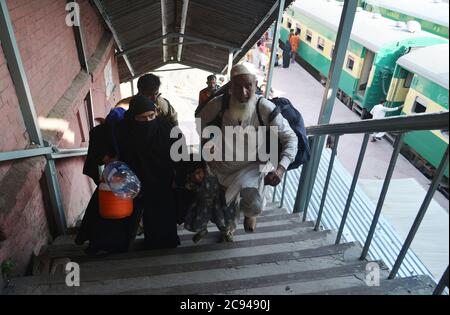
10 243 370 295
62 229 336 266
49 208 299 248
261 204 290 215
178 212 306 236
44 221 323 261
308 275 436 295
12 240 361 288
177 219 313 242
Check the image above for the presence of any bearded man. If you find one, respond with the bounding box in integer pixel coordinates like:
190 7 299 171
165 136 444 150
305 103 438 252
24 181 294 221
196 64 298 233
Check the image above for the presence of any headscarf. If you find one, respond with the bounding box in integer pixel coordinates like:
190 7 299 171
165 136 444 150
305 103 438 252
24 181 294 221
124 95 157 122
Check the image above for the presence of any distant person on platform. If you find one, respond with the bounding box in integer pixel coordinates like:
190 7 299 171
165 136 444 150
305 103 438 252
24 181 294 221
370 101 404 142
199 75 220 107
117 74 178 126
290 30 300 63
283 39 292 69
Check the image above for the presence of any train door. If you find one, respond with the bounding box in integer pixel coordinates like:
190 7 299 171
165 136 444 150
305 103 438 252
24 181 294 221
357 49 375 98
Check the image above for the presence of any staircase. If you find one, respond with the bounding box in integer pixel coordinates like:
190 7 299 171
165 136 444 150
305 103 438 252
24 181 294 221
6 204 436 295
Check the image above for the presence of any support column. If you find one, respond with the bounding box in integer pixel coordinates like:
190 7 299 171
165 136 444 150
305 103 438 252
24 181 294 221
0 1 67 235
0 0 43 146
227 49 234 80
265 0 285 99
297 0 358 212
70 0 95 130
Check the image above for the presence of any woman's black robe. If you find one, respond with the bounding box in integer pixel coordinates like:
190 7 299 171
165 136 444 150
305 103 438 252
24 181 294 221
283 41 292 69
76 118 179 253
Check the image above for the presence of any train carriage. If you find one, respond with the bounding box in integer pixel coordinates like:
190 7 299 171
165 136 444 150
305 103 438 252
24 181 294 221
362 0 449 39
393 44 449 180
281 0 447 118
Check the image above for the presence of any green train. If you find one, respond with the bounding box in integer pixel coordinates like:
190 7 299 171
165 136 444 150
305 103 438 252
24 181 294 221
390 44 449 180
280 0 448 184
281 0 447 118
361 0 449 39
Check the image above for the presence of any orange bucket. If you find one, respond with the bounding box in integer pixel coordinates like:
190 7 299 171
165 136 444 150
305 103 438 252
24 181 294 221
98 184 133 219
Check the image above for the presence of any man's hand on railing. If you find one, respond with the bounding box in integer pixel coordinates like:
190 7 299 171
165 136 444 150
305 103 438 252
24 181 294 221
264 165 286 187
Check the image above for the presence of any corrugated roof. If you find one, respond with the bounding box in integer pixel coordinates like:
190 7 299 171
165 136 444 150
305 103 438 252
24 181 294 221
93 0 294 83
397 44 449 90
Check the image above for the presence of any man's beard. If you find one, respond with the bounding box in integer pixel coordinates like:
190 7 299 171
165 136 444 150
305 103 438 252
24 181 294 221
229 94 257 124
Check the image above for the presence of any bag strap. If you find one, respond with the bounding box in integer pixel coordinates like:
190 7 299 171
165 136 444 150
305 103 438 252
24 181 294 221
256 97 281 126
215 93 231 128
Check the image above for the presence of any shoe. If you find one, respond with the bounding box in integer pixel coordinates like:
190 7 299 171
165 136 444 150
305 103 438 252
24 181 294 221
220 231 234 243
192 229 208 243
244 216 257 233
371 138 377 142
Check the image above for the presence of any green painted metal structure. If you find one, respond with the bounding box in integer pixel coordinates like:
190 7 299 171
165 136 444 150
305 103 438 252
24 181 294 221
401 72 449 178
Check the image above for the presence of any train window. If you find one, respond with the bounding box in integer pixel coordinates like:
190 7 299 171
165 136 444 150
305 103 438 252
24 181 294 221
404 72 414 88
296 26 301 35
441 130 449 140
346 56 355 71
317 37 325 51
306 30 312 43
287 21 292 29
412 97 427 114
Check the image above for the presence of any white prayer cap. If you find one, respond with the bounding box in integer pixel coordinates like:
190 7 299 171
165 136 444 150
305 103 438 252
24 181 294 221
231 63 256 78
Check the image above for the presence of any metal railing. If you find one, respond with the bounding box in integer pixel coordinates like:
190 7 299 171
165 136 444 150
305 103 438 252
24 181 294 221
275 111 449 294
0 144 88 236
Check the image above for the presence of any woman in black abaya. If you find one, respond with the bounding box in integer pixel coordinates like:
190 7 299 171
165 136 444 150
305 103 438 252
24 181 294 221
76 96 179 253
115 95 180 250
283 40 292 69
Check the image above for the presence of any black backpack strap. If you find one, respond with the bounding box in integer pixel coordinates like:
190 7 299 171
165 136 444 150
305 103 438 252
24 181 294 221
257 97 281 126
256 97 265 126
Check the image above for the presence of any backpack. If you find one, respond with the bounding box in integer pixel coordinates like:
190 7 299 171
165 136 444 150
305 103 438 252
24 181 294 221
256 97 310 170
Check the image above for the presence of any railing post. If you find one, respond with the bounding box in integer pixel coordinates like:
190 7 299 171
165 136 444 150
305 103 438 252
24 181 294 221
272 186 278 204
279 171 288 208
314 136 340 231
294 137 314 214
265 0 285 99
361 133 405 260
298 0 358 220
336 133 370 244
295 136 319 219
389 147 449 279
433 266 449 295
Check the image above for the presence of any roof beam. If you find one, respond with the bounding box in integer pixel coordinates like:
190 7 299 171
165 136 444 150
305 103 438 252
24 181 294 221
177 0 189 62
116 33 173 57
92 0 135 77
116 33 240 57
161 0 169 62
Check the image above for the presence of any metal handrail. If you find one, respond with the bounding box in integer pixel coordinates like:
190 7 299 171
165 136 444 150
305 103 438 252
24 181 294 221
276 110 449 292
433 266 449 295
0 146 88 163
306 111 448 136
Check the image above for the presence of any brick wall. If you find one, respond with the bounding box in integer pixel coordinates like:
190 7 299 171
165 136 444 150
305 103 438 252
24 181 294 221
7 0 81 118
0 0 121 275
